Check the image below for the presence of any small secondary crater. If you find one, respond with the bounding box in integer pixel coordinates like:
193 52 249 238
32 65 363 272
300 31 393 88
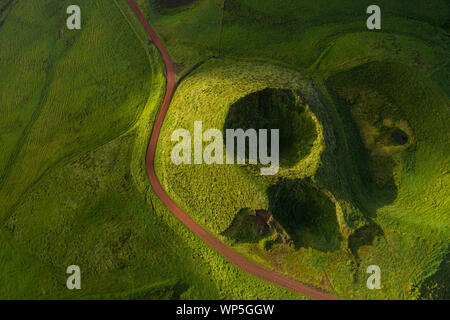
391 129 408 145
160 0 196 9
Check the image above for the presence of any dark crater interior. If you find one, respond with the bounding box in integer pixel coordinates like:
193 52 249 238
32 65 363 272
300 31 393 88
223 88 318 167
160 0 196 9
267 179 342 252
391 129 409 145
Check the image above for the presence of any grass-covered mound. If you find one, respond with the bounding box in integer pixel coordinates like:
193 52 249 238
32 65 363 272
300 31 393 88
157 59 449 299
156 60 332 233
156 59 378 296
149 0 449 299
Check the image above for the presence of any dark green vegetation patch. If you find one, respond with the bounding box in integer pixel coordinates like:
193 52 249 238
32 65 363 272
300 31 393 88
160 0 197 10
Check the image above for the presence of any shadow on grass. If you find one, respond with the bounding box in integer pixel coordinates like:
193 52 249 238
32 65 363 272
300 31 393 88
267 178 342 252
325 78 400 211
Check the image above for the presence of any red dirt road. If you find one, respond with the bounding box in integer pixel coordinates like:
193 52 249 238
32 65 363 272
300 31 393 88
126 0 339 300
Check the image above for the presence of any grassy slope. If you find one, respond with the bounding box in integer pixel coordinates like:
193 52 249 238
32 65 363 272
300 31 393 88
0 0 305 299
132 0 222 80
156 60 348 294
150 0 449 299
0 0 153 216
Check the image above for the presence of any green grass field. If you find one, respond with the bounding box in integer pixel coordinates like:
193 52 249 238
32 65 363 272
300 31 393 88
0 0 448 299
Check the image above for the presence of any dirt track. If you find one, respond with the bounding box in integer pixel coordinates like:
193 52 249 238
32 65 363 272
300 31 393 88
126 0 339 300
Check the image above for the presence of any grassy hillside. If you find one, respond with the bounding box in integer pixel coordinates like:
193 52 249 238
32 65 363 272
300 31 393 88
138 0 448 80
150 0 449 299
0 0 153 217
0 0 305 299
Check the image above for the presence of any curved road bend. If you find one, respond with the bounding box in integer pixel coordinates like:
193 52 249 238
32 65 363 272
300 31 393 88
126 0 339 300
